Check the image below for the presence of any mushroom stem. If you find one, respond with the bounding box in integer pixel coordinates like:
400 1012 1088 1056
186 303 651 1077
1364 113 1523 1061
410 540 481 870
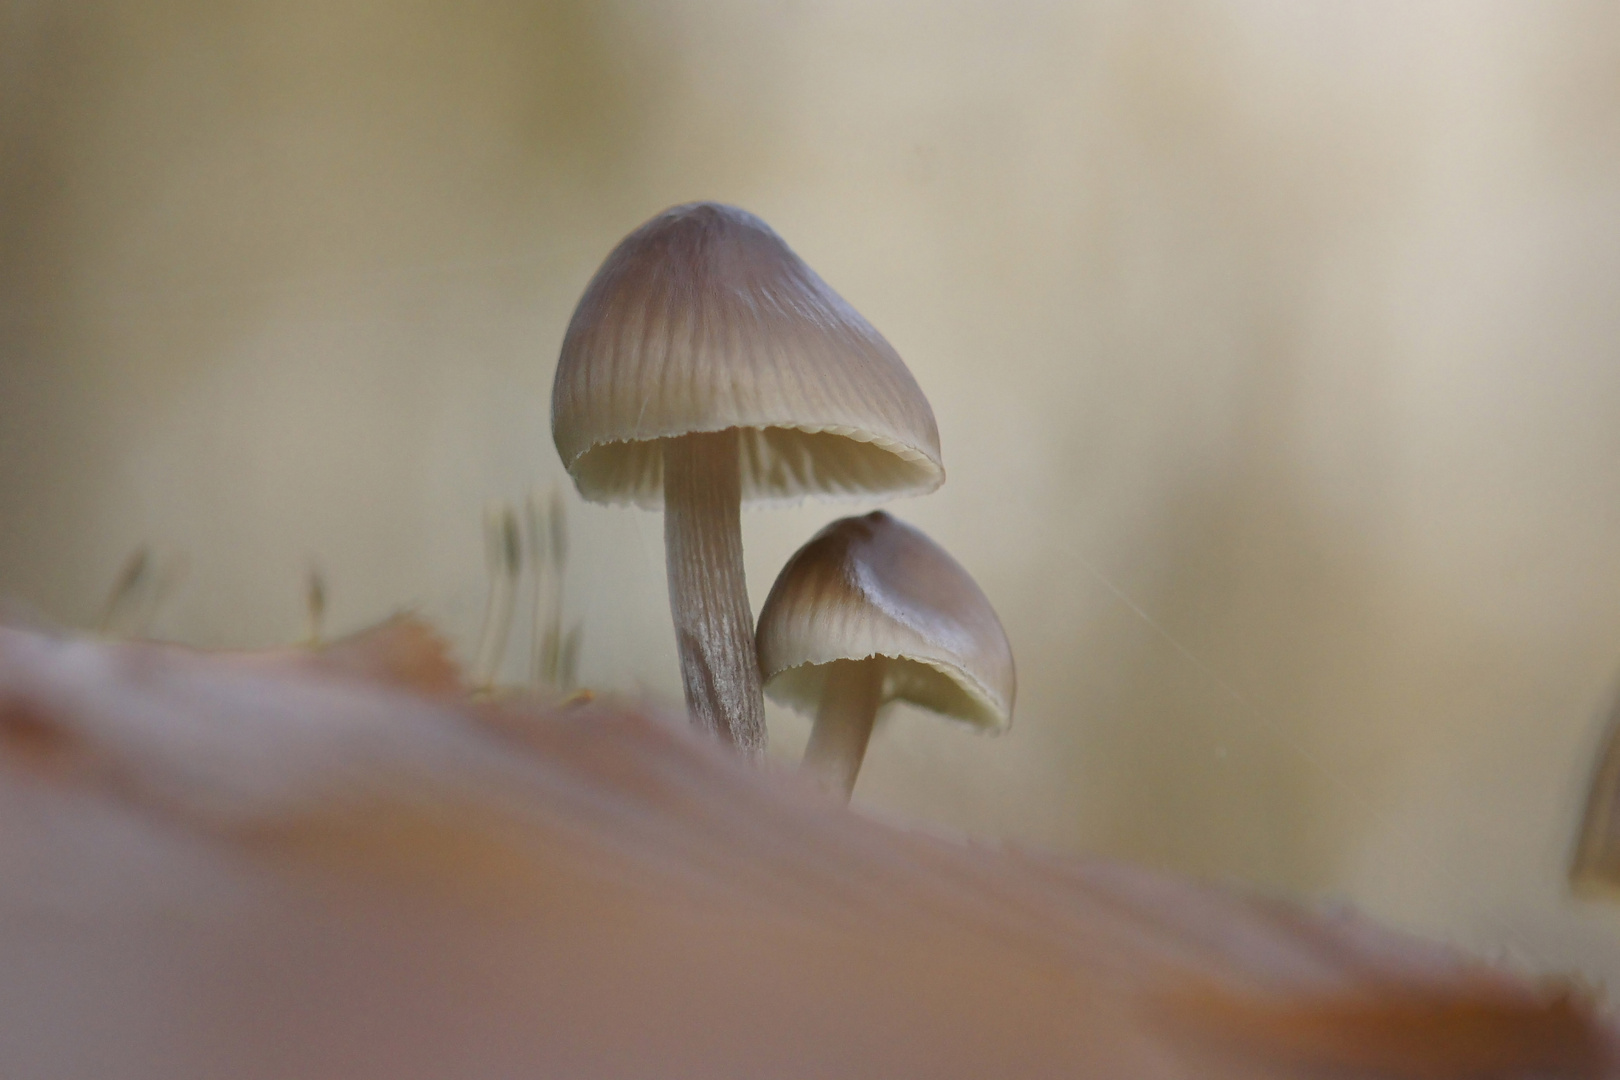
663 429 765 752
802 658 886 799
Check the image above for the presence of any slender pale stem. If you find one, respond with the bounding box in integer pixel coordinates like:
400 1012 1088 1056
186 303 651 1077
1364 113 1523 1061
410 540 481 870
100 547 151 635
304 567 326 647
473 504 521 690
534 495 560 689
802 658 886 799
663 429 765 752
527 491 565 688
545 490 568 684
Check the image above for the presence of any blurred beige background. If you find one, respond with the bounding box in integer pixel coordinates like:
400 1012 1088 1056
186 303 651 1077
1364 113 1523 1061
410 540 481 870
5 0 1620 984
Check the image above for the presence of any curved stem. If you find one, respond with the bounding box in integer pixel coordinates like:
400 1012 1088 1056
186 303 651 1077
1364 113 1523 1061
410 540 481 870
473 504 521 690
527 490 567 688
663 430 765 753
304 566 326 647
802 658 886 799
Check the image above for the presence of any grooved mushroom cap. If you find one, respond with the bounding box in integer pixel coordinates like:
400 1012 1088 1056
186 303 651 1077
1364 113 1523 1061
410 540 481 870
756 511 1015 732
551 203 943 509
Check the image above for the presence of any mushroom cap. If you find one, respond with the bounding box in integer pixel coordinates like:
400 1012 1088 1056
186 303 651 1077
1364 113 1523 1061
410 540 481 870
756 511 1014 732
552 203 943 509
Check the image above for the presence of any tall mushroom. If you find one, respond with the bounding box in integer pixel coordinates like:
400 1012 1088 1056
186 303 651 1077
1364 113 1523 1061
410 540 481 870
756 511 1014 797
552 204 942 752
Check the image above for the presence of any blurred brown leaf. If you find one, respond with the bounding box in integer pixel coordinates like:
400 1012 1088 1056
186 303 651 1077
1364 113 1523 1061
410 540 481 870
202 613 464 695
0 623 1612 1078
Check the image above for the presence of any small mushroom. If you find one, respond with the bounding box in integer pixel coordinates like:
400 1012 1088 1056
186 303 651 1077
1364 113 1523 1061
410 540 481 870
756 511 1014 798
552 204 942 752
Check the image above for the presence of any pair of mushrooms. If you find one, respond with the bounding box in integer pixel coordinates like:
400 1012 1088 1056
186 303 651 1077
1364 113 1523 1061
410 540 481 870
551 203 1014 796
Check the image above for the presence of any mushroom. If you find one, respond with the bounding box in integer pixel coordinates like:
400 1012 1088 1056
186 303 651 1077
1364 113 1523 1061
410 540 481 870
756 511 1014 798
552 204 942 752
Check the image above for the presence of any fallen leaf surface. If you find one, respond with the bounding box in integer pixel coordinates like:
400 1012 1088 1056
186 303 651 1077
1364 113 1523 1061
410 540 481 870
0 624 1612 1078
